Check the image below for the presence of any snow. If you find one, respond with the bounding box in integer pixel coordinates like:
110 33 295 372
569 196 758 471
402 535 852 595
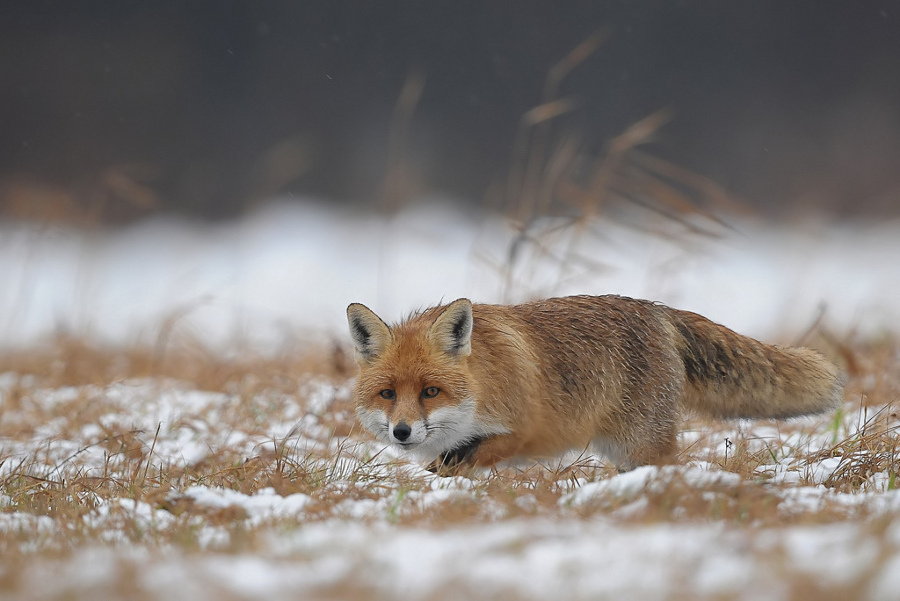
0 373 897 599
2 199 900 350
563 464 744 508
182 485 313 523
1 199 899 599
6 517 895 600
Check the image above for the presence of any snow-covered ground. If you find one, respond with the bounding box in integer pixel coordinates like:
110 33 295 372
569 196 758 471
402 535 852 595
1 199 899 350
1 199 899 600
0 374 898 600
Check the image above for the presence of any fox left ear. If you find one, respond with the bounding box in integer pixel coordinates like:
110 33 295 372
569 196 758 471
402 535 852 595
428 298 473 357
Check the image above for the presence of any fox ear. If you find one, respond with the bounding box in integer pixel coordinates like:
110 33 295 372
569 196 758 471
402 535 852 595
428 298 473 357
347 303 392 363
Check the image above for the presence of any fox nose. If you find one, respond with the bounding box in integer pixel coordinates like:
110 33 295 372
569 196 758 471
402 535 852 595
392 421 412 442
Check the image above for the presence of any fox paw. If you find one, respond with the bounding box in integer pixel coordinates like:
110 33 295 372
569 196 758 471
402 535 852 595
426 458 462 477
426 438 482 477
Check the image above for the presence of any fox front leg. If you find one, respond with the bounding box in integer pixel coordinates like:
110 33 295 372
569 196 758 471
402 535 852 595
427 437 483 476
427 433 524 477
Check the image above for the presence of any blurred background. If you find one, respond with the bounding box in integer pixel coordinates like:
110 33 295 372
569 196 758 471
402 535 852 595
2 1 899 223
2 1 900 351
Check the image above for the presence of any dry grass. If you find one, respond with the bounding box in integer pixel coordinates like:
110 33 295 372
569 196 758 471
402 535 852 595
0 331 897 598
1 332 896 528
480 31 745 302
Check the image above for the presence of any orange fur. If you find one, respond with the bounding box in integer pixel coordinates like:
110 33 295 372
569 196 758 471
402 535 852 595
347 295 843 474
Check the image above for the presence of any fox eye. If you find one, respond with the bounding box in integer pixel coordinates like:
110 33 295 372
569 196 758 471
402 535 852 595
379 389 396 400
422 386 440 399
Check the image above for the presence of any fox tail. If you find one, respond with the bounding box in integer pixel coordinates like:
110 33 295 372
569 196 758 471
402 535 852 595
666 308 843 419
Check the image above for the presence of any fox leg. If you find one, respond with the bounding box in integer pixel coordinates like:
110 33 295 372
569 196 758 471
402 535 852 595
623 432 678 471
427 438 482 475
593 424 678 472
427 433 523 476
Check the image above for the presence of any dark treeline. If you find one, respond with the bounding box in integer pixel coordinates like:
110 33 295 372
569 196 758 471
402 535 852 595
2 2 899 221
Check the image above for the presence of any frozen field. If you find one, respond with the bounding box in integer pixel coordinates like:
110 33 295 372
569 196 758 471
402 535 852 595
1 366 898 600
1 200 899 600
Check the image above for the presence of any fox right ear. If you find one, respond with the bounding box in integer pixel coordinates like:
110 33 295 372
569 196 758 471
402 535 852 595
347 303 392 363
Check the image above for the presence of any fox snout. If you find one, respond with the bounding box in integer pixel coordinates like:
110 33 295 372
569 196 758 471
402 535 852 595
392 421 412 442
356 406 429 448
386 415 427 447
387 416 429 447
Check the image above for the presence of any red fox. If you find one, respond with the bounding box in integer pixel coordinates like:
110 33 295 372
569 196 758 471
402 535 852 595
346 295 843 474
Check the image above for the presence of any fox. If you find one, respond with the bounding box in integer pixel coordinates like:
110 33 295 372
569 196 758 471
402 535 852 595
346 295 843 474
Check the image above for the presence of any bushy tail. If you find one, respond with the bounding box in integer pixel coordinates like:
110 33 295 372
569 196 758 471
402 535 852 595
666 308 843 419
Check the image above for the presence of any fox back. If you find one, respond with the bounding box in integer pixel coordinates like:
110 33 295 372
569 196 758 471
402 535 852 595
347 295 843 472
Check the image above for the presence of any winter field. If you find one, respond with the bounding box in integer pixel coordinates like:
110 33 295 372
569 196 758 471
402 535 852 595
1 200 899 600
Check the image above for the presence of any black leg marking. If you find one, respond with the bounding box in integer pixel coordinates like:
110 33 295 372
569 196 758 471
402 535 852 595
427 437 484 475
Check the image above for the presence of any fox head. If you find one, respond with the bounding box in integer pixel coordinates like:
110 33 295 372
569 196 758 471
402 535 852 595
346 299 483 460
